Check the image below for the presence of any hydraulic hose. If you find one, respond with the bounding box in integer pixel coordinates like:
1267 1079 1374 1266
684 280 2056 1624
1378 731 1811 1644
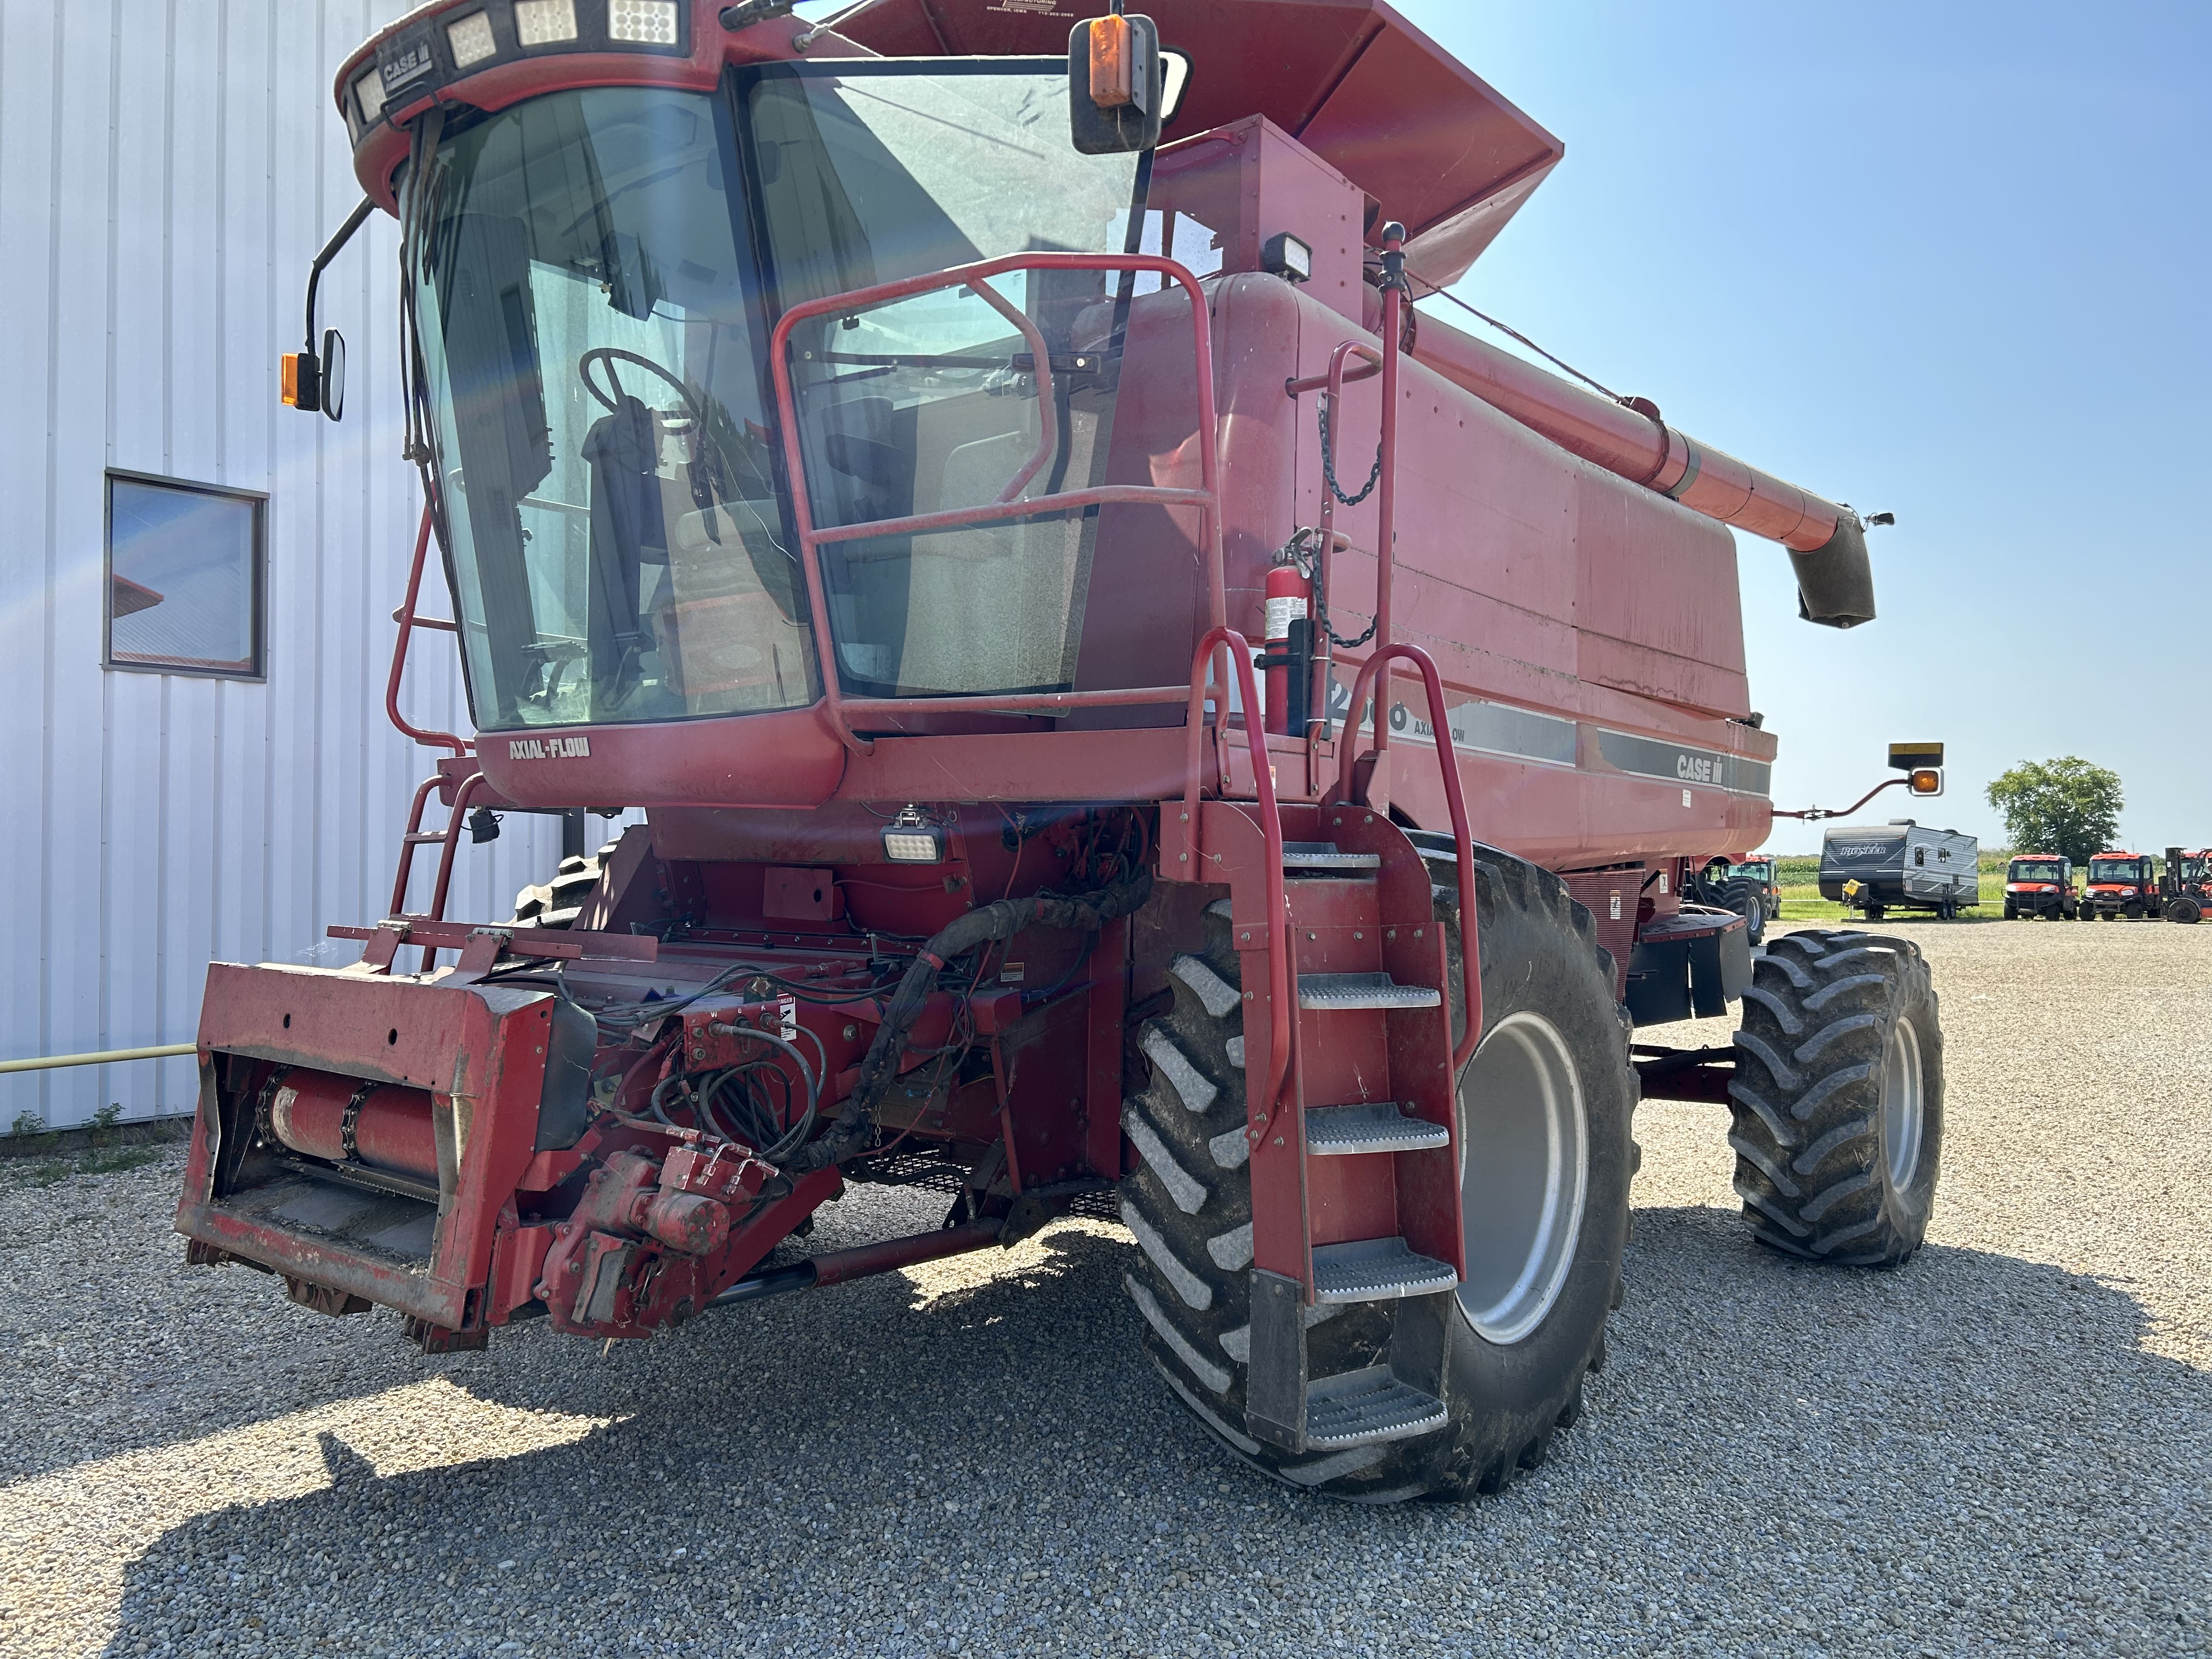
785 867 1154 1173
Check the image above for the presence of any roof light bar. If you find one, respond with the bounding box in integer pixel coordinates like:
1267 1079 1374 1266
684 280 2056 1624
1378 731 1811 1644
346 1 697 139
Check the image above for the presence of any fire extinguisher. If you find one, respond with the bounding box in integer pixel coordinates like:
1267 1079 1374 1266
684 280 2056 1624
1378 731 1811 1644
1262 555 1313 737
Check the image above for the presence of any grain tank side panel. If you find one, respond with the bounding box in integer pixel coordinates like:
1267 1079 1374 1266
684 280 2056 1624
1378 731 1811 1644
1572 474 1750 719
1178 278 1771 867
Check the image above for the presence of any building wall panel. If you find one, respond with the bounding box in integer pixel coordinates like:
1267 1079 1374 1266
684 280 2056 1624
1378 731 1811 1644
2 0 594 1128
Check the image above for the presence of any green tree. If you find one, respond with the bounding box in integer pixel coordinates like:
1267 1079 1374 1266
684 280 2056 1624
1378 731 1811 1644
1985 757 2124 865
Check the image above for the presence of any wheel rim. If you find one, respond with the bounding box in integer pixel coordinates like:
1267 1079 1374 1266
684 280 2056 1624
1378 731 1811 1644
1879 1015 1925 1192
1457 1012 1589 1345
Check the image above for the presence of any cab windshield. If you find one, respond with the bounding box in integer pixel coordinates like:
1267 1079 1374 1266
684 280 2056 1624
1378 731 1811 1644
2008 861 2064 884
2087 860 2143 884
408 67 1147 731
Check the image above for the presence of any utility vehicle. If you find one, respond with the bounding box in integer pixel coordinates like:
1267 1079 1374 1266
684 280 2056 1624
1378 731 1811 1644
2081 851 2157 920
2002 855 2075 920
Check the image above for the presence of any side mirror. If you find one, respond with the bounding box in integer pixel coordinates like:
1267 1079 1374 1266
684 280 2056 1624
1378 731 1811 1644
1069 13 1162 155
319 327 346 422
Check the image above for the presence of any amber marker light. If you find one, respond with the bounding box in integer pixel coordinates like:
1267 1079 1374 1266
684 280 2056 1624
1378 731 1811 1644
1089 15 1134 109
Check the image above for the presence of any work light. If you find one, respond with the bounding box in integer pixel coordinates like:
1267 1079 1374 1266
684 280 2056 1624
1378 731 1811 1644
1262 232 1312 283
352 66 386 123
881 809 946 864
609 0 681 44
514 0 580 47
446 12 498 67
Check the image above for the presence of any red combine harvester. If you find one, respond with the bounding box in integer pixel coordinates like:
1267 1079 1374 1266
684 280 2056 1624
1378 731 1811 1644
177 0 1942 1501
2080 851 2158 920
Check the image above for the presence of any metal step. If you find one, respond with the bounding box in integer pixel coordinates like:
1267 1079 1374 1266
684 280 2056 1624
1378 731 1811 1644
1296 973 1441 1011
1282 840 1381 873
1304 1366 1451 1448
1310 1237 1458 1304
1306 1102 1451 1156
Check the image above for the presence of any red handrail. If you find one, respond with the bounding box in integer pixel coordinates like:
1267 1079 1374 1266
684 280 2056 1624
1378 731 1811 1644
769 252 1226 753
1183 627 1293 1126
387 503 469 757
1336 643 1481 1070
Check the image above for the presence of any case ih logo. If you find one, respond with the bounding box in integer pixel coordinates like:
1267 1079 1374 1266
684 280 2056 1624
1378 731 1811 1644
508 737 591 760
1674 753 1717 784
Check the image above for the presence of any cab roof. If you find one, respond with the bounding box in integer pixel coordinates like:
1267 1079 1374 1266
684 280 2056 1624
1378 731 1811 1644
833 0 1564 287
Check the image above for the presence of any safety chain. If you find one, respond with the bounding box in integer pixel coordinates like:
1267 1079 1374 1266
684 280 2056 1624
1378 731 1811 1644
1282 527 1378 651
1317 396 1383 507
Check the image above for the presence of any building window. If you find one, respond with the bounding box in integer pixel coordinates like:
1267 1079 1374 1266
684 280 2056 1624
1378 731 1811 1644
105 471 266 679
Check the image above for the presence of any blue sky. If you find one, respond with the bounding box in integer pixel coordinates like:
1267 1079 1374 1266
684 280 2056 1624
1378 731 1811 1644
798 1 2207 850
1392 1 2212 851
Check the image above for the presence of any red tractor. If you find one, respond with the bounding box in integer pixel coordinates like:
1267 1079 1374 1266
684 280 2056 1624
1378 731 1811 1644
2001 854 2076 920
177 0 1941 1503
2160 848 2211 923
2080 851 2158 920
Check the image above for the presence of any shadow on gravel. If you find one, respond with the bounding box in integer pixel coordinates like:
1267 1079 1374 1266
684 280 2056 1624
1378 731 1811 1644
100 1205 2212 1657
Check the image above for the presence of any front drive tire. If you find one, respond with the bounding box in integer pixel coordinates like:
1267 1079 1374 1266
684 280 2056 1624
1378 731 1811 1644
512 848 610 928
1726 929 1943 1267
1119 847 1635 1501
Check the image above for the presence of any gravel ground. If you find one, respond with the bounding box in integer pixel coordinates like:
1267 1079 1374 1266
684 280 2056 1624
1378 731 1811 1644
2 918 2208 1658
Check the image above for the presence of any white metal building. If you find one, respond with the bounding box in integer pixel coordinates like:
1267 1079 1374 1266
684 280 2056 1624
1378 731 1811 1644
1 2 575 1128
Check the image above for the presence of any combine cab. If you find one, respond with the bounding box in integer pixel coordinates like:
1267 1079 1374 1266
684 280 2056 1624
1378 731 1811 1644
2080 851 2158 920
176 0 1940 1502
2002 854 2075 920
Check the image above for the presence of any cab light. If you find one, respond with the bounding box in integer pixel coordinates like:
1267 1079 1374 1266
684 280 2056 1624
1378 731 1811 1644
447 12 498 67
514 0 579 47
609 0 680 43
352 65 387 123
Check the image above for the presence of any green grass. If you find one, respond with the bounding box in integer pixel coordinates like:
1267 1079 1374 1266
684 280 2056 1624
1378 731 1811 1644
1768 849 2019 923
5 1144 168 1188
0 1110 189 1186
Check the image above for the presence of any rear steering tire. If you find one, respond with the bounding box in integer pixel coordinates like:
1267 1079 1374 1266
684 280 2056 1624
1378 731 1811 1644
1119 845 1634 1501
1726 929 1943 1267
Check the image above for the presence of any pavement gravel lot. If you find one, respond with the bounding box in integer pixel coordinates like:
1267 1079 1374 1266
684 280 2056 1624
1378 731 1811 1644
2 917 2208 1658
